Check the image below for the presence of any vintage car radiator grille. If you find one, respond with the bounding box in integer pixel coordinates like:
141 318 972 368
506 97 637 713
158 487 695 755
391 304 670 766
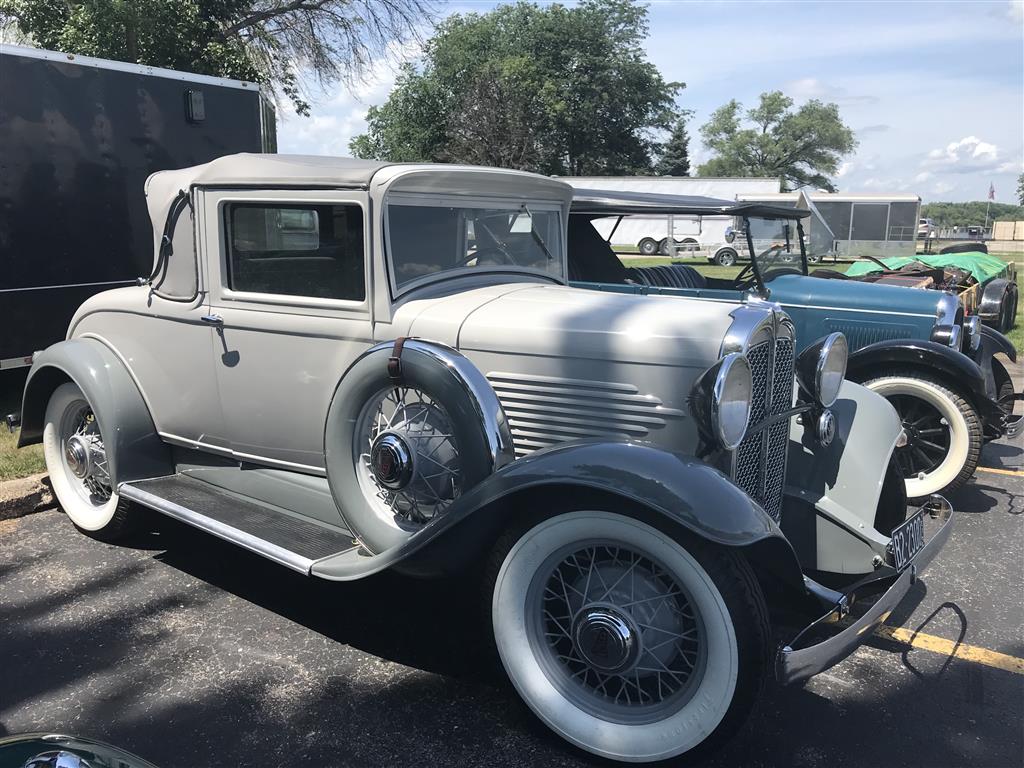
733 337 794 522
486 372 684 458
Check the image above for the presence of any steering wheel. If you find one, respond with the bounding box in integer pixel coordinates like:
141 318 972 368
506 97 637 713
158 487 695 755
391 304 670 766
455 247 516 268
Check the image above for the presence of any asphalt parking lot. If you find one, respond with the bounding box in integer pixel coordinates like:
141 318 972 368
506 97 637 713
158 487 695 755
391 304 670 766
1 428 1021 767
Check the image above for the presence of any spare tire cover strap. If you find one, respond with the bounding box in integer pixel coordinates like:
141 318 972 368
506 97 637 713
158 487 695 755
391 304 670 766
388 336 409 383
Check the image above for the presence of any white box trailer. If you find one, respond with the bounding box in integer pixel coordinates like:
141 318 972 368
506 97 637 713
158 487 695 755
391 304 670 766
561 177 780 254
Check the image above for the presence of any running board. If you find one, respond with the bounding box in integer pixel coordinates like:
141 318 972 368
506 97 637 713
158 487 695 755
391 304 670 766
120 475 357 574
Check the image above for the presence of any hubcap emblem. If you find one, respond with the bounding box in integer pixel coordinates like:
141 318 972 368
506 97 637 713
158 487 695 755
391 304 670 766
369 433 414 490
573 607 639 674
64 436 90 479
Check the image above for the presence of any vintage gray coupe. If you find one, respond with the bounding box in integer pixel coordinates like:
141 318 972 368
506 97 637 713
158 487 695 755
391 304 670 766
14 155 952 763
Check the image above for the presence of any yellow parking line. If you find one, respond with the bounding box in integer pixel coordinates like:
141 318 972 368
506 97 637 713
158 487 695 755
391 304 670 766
976 466 1024 477
875 625 1024 675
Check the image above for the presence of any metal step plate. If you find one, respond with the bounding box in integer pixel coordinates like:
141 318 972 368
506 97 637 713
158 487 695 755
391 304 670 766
121 474 356 574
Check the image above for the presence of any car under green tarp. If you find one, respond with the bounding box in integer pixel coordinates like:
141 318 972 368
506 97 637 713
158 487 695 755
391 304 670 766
845 252 1009 284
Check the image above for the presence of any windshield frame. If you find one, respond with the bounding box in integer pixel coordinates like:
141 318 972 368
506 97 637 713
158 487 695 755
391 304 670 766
742 215 809 296
383 193 566 299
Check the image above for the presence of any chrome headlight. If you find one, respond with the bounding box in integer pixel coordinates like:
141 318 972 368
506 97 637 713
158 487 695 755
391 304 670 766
930 323 962 349
931 293 963 349
690 353 752 450
964 315 982 352
797 332 848 408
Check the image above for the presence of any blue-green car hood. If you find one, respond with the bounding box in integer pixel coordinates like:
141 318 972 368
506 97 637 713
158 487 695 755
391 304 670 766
767 273 943 317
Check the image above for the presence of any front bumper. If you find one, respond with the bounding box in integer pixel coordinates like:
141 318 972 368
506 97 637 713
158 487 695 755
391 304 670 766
776 495 954 685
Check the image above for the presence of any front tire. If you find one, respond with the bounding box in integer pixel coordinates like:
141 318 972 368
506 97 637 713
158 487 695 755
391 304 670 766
863 373 982 500
489 510 769 763
42 382 134 539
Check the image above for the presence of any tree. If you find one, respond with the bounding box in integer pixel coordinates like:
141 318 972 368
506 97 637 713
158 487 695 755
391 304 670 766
1017 172 1024 206
0 0 432 115
698 91 856 191
921 201 1024 228
654 113 692 176
350 0 681 175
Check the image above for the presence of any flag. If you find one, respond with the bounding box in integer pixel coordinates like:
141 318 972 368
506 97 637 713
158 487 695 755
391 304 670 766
988 183 995 200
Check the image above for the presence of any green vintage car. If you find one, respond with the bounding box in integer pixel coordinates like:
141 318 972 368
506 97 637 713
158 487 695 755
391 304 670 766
844 246 1019 333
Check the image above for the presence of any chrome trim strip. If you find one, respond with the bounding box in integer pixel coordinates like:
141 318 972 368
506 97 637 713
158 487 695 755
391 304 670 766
118 483 314 574
777 303 933 319
0 279 136 293
776 495 954 685
157 432 328 476
0 356 33 370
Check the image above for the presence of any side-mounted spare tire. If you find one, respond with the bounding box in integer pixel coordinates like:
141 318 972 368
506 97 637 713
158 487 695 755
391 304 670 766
325 338 515 554
939 241 987 254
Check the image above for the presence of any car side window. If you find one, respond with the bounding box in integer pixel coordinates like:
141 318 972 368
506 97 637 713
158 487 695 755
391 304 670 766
226 203 365 301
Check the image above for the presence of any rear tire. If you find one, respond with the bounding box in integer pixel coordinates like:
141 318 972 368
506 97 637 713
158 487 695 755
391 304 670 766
42 382 135 540
715 248 738 267
488 510 769 763
637 238 658 256
862 373 982 500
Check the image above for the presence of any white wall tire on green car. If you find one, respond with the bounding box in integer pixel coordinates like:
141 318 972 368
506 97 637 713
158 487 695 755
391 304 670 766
490 510 768 763
864 374 982 500
43 382 134 537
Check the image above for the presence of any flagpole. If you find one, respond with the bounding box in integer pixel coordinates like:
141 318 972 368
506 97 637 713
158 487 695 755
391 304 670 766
985 199 991 230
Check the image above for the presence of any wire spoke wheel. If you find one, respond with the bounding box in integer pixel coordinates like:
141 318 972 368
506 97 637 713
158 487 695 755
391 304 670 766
59 401 112 506
527 540 707 724
354 386 462 527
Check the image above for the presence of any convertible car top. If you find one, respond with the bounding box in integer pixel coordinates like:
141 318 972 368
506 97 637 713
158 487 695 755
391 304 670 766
570 188 810 220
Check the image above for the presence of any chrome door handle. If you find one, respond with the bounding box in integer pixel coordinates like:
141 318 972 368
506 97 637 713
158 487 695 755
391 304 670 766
200 314 224 325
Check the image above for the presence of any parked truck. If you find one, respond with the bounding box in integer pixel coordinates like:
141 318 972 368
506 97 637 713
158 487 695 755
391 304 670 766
0 43 276 370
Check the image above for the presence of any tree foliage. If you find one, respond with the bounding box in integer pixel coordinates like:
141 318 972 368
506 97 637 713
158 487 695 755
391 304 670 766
0 0 432 115
698 91 856 191
654 113 691 176
350 0 681 175
920 201 1024 227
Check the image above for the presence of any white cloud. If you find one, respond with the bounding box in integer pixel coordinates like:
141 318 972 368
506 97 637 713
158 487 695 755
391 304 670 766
1009 1 1024 22
923 136 1003 173
784 78 878 106
836 161 855 178
914 172 932 184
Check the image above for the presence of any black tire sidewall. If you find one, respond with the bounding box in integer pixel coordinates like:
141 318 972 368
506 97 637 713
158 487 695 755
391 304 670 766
325 344 495 553
716 249 737 267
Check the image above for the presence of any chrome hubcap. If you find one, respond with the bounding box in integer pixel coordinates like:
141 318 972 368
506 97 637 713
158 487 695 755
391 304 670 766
572 606 640 674
64 436 90 479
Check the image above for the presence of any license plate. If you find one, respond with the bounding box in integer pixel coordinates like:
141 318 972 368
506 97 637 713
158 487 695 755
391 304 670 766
890 510 926 571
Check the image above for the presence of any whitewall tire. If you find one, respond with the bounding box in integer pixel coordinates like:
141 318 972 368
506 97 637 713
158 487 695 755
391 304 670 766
43 382 134 538
864 374 982 499
490 510 768 763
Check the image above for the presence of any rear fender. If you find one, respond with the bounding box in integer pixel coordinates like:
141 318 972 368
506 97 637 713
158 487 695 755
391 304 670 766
311 441 806 593
17 339 172 485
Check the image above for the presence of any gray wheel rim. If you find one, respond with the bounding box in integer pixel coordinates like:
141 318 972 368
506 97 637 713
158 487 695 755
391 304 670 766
353 386 462 527
59 399 112 506
525 540 708 725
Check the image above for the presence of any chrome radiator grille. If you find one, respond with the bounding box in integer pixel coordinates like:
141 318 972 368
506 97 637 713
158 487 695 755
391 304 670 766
732 336 794 522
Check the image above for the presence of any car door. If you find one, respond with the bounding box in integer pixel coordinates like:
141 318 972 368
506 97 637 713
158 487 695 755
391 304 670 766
199 188 374 474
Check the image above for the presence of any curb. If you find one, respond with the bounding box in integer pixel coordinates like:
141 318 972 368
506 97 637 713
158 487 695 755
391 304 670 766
0 473 56 521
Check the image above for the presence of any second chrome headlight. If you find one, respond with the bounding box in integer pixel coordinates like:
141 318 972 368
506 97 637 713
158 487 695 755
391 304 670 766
797 332 848 408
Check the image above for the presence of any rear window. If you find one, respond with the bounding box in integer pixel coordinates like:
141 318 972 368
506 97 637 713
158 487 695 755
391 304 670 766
226 203 365 301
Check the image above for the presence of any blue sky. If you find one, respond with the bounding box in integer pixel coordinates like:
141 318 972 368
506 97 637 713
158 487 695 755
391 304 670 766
277 0 1024 203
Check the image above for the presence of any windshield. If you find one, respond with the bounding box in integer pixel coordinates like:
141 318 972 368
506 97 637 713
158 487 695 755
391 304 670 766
741 216 806 277
386 201 564 291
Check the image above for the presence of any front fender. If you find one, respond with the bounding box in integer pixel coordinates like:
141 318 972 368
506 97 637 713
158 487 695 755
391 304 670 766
979 323 1017 363
846 338 989 401
17 339 171 485
784 381 901 574
311 441 803 587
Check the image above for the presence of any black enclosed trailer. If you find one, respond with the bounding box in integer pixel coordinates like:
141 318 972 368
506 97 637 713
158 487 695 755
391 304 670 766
0 44 276 369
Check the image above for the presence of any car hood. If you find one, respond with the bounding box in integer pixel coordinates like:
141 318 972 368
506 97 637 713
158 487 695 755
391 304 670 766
393 282 739 368
767 273 943 319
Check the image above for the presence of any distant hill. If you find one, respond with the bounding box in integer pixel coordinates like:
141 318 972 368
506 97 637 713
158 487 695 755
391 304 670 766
921 201 1024 227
